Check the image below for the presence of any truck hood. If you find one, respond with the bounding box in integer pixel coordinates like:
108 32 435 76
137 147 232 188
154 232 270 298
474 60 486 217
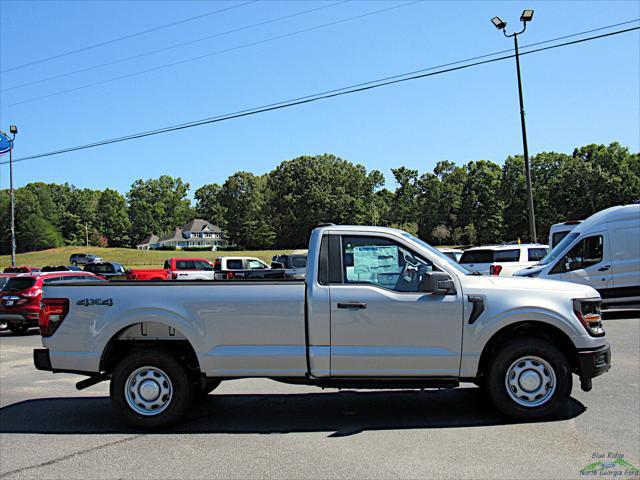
463 274 599 298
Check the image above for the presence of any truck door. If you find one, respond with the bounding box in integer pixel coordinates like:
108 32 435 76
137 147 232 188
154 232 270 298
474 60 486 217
328 234 463 377
551 232 613 292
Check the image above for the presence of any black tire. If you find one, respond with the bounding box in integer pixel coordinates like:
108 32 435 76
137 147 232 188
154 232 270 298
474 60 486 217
195 379 221 397
9 324 28 335
72 261 78 266
484 337 572 419
110 349 193 429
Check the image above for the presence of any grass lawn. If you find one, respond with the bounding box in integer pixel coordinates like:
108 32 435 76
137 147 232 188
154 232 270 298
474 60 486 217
0 246 298 270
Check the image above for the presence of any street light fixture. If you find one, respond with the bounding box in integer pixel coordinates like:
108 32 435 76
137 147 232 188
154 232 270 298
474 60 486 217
520 10 534 23
490 9 538 243
9 125 18 135
491 16 507 30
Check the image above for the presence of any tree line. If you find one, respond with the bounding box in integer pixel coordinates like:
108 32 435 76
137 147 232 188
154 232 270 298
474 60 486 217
0 142 638 254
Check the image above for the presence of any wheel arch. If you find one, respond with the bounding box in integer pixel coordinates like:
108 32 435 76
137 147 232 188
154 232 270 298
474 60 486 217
476 321 578 381
99 321 201 375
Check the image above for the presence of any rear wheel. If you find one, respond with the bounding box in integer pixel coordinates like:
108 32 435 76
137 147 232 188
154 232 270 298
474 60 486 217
484 338 572 419
110 349 193 429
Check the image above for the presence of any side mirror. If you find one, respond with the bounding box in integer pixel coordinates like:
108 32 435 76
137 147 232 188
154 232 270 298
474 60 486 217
271 261 285 269
420 272 456 295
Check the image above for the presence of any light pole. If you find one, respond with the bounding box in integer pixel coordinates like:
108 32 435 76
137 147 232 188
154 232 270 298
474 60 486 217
491 10 537 243
8 125 18 267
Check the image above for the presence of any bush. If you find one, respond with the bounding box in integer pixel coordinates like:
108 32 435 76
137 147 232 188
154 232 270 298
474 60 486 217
155 245 177 251
183 246 213 251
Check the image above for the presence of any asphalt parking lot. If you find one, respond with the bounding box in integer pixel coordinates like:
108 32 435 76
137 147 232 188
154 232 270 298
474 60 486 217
0 314 638 480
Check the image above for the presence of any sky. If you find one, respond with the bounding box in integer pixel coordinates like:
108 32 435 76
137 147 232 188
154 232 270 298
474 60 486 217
0 0 639 197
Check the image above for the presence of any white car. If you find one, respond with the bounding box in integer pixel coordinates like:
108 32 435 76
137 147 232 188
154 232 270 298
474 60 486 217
459 244 549 276
213 256 271 280
437 248 463 262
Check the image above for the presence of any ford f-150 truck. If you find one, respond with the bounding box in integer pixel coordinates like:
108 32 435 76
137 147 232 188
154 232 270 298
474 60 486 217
34 225 611 429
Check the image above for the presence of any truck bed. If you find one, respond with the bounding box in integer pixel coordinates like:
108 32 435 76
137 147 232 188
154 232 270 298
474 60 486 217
42 280 307 377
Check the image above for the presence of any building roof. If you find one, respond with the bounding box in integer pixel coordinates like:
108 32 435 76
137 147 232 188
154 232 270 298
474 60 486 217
182 218 222 233
137 234 159 246
158 228 184 243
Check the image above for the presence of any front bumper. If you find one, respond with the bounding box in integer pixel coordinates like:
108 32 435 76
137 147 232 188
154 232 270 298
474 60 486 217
576 344 611 391
34 348 52 371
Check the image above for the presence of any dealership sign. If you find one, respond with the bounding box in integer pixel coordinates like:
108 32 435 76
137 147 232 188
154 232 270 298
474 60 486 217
0 131 13 155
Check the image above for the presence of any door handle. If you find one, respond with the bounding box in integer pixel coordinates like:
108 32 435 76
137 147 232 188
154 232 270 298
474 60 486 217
598 266 611 272
337 302 367 309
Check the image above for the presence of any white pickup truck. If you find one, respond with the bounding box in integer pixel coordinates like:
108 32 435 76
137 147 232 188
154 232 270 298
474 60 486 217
34 225 611 429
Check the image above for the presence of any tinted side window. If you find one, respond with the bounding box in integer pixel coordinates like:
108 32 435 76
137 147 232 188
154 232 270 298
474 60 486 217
163 261 170 269
176 260 195 270
528 248 548 262
552 231 569 248
553 235 603 273
341 236 434 292
494 250 521 262
226 260 243 270
459 250 493 263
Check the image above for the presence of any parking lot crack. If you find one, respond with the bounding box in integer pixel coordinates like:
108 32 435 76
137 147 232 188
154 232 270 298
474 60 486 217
0 434 143 478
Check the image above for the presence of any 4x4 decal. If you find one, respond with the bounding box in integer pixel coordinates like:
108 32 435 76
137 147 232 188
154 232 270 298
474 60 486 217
76 298 113 307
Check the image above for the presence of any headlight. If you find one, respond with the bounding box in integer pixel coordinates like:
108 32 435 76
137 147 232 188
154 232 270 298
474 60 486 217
573 299 604 337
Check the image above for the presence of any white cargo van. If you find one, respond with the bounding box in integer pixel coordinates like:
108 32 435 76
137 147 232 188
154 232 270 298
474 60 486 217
515 204 640 309
548 220 583 249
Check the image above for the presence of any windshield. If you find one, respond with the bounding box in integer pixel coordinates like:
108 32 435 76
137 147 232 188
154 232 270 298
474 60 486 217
402 233 469 274
2 277 36 292
538 232 579 266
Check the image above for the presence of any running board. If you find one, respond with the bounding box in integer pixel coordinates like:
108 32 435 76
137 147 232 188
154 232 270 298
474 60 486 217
273 377 460 390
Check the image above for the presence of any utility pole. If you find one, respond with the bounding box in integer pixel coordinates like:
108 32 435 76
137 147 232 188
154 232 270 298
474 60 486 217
2 126 19 266
491 10 538 243
85 223 89 247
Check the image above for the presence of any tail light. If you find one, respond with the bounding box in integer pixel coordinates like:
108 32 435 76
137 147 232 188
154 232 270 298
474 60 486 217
226 272 235 279
489 265 503 276
39 298 69 337
21 287 42 298
573 299 604 337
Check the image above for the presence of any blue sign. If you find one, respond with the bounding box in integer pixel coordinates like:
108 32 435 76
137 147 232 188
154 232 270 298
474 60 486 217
0 131 13 155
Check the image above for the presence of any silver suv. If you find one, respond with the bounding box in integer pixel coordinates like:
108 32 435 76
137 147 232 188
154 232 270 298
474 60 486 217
69 253 103 266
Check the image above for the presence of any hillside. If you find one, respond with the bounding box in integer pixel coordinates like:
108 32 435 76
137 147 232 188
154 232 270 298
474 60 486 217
0 246 296 270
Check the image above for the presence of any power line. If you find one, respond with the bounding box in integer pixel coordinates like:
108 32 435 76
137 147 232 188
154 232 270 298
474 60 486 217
0 1 257 74
1 0 421 108
2 25 638 166
1 1 350 93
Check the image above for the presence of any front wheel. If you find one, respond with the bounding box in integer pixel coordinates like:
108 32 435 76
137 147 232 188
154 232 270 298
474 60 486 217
484 338 572 419
110 349 193 429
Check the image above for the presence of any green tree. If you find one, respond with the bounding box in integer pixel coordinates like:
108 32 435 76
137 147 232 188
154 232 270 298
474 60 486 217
431 224 450 245
267 154 379 247
96 189 131 247
459 160 504 244
194 183 226 227
219 172 274 249
16 214 64 252
127 176 192 245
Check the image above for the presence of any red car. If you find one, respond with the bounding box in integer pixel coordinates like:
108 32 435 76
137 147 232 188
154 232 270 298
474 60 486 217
2 266 41 274
0 271 102 335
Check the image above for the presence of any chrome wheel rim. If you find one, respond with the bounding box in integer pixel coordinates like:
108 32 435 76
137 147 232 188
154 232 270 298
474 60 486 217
124 366 173 416
505 355 556 408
